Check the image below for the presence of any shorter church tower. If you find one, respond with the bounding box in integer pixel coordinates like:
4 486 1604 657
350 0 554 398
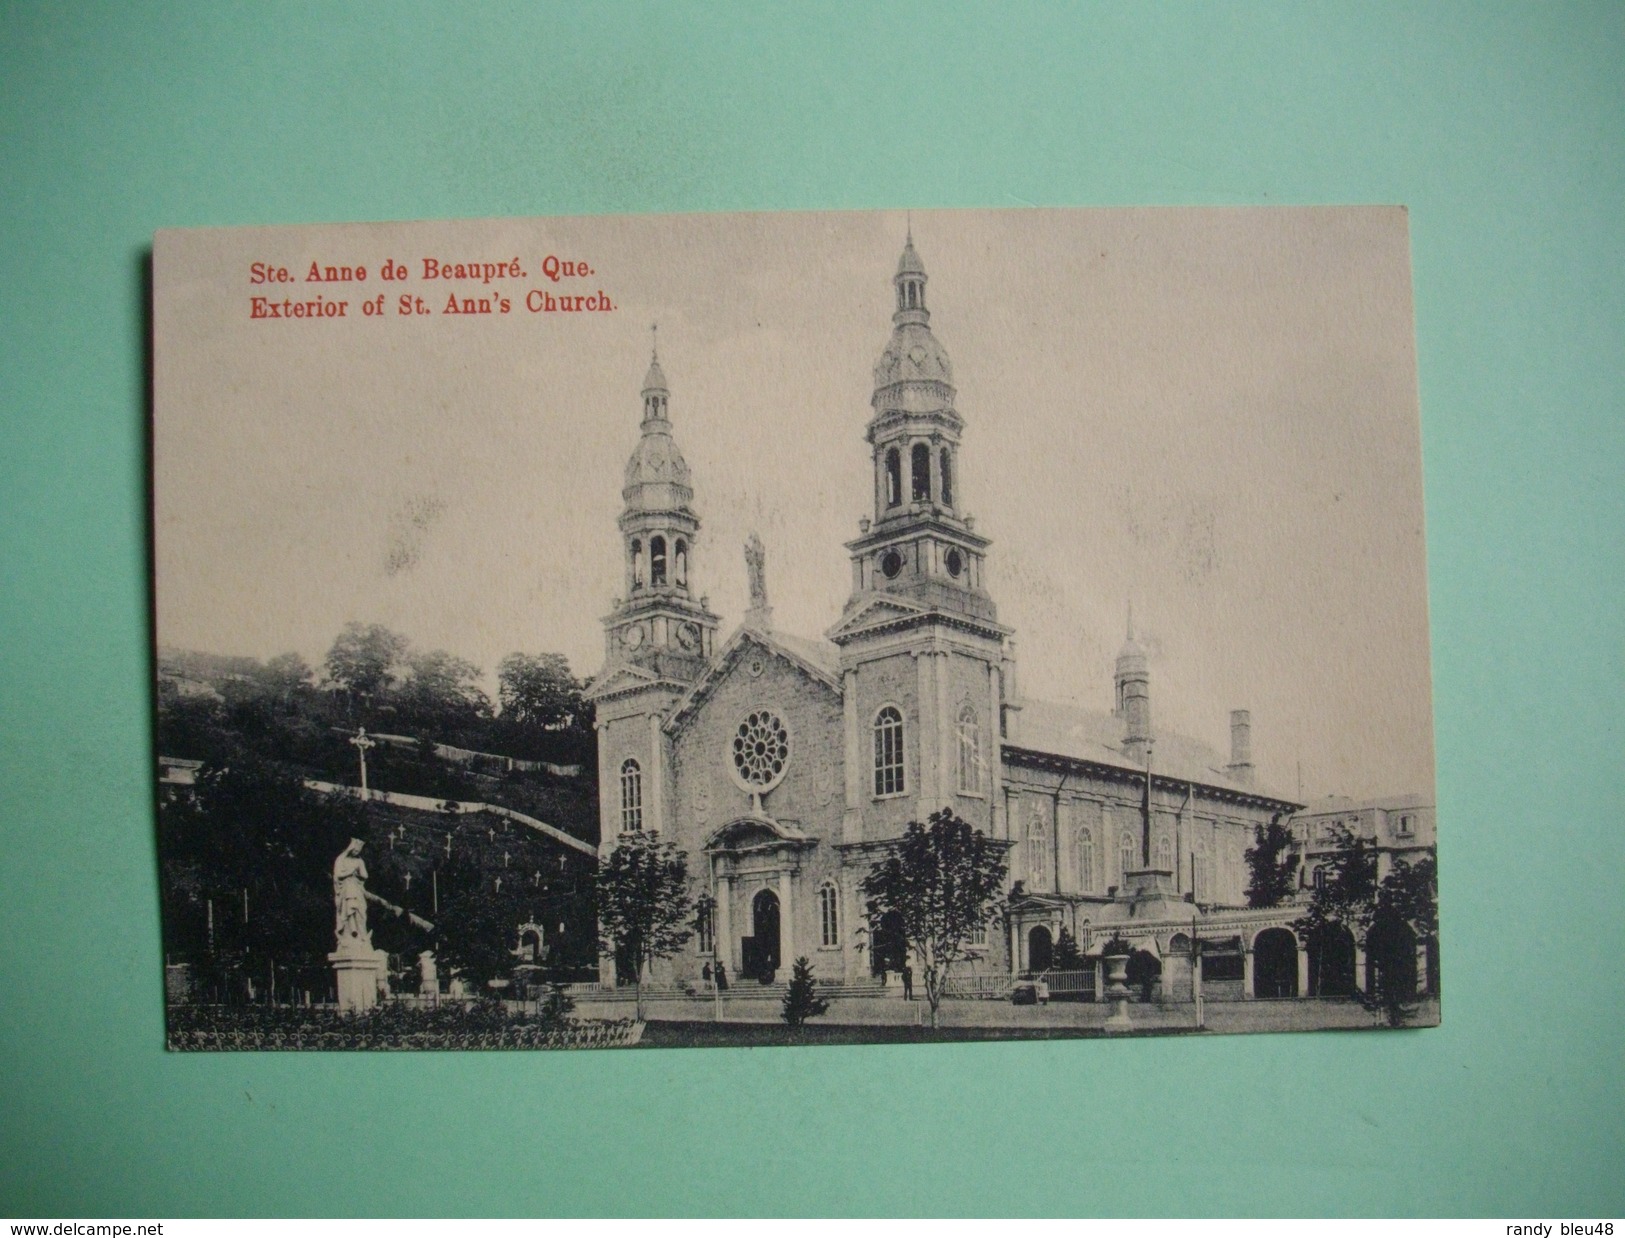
586 345 720 866
1114 607 1152 763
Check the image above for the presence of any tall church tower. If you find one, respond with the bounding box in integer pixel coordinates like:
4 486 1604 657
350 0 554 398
828 232 1014 843
586 345 720 857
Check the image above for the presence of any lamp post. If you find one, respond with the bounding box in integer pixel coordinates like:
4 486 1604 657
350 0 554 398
1192 914 1205 1031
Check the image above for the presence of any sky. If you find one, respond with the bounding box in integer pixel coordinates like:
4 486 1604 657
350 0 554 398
153 206 1434 803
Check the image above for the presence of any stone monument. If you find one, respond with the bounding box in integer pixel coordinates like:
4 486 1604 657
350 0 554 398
329 838 389 1013
418 950 439 1007
743 532 773 629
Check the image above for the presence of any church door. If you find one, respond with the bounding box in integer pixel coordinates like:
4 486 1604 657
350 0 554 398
1253 928 1299 998
751 889 781 980
1309 925 1357 996
1027 925 1054 974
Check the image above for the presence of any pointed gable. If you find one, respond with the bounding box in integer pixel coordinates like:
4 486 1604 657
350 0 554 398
667 626 841 733
582 662 663 704
825 594 929 643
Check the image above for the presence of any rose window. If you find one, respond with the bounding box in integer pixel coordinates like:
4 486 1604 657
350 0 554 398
731 710 790 793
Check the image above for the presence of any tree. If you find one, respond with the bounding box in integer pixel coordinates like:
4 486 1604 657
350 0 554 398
780 956 830 1028
1244 814 1299 908
434 864 531 991
594 831 694 1020
258 652 315 708
397 649 490 732
158 751 372 1002
1053 926 1087 972
496 652 593 762
497 652 583 729
1294 829 1437 1026
1363 855 1438 1026
324 622 408 712
859 808 1009 1028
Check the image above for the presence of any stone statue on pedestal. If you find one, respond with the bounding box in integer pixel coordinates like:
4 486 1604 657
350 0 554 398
744 532 773 629
333 838 372 949
329 838 387 1013
745 532 768 609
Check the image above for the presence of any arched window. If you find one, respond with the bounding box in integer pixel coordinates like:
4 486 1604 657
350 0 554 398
1313 865 1326 891
674 539 688 587
911 443 931 502
818 881 839 948
940 447 953 507
1076 827 1095 892
1028 809 1050 889
884 449 902 507
630 538 644 589
956 705 982 794
1156 833 1173 872
1193 838 1209 900
650 536 667 587
873 706 905 796
619 759 642 833
1120 830 1136 884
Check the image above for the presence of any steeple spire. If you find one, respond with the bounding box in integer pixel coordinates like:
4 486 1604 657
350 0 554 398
642 325 669 423
894 230 929 324
838 229 1000 636
598 342 719 675
1116 600 1151 759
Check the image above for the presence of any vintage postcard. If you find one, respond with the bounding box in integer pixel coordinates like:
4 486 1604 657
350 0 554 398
152 206 1436 1050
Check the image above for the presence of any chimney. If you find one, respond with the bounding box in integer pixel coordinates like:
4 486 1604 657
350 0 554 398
1226 709 1254 786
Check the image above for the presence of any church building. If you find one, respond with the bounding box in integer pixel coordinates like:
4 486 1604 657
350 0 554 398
587 234 1329 999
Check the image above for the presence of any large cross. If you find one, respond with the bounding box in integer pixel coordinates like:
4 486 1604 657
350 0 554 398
349 728 377 795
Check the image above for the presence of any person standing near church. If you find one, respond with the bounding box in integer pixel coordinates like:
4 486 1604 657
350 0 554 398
901 962 914 1001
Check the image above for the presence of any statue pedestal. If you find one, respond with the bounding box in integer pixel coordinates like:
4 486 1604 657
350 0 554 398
1122 867 1185 920
1102 953 1134 1034
330 947 388 1013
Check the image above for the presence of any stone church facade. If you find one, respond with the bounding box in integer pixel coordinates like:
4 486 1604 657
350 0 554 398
586 234 1353 999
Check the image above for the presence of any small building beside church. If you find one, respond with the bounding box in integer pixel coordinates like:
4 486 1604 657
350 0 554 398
586 234 1429 1003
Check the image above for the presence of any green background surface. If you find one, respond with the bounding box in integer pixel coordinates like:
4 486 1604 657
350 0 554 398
2 1 1621 1219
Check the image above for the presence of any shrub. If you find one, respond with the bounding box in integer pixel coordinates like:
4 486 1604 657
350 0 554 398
780 957 831 1028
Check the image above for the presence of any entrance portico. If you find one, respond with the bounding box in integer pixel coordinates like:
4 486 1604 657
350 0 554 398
705 815 816 982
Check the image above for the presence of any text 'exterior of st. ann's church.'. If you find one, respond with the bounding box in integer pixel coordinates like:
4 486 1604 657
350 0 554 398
586 234 1369 1001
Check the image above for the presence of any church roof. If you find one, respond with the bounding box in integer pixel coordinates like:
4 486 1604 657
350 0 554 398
622 426 692 494
1011 698 1296 805
1294 791 1431 816
665 625 841 731
766 629 841 679
874 322 955 394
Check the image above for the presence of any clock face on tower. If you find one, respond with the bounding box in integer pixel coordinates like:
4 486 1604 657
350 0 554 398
676 621 699 651
621 623 645 649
